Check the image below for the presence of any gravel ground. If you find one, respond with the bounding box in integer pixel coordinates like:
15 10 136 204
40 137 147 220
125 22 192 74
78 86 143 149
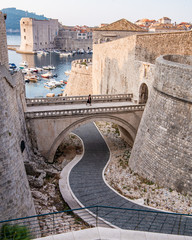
95 121 192 215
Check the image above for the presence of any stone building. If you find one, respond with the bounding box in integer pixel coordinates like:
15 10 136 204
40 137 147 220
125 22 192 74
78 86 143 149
54 25 93 51
92 18 147 44
19 17 59 53
0 11 36 221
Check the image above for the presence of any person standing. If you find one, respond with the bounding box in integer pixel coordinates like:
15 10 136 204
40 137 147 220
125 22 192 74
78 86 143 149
86 94 92 106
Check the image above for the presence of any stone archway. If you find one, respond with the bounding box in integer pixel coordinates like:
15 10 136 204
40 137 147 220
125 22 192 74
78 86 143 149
139 83 148 104
47 115 137 163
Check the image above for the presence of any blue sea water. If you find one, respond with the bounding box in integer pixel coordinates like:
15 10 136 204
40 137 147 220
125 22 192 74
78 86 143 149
7 34 92 98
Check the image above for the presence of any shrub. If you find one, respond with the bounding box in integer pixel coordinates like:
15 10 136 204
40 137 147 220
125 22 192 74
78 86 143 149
0 224 31 240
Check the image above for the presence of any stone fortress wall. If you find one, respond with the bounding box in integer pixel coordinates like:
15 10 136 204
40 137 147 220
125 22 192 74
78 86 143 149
91 30 192 194
0 12 36 221
19 18 59 53
64 58 93 96
129 55 192 195
92 31 192 103
55 29 92 51
0 12 8 68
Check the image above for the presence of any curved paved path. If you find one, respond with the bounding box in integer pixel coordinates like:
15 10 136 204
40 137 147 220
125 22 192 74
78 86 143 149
69 123 192 236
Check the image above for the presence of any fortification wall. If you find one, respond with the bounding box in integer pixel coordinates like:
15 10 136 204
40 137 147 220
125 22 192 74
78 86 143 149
64 59 93 96
92 31 192 103
55 35 92 51
0 14 36 220
92 35 155 102
135 31 192 64
0 12 8 68
129 55 192 195
0 67 36 220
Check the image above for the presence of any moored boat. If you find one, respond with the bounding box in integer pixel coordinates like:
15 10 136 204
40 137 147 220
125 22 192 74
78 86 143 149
41 72 53 78
43 65 55 70
60 52 73 57
64 70 71 76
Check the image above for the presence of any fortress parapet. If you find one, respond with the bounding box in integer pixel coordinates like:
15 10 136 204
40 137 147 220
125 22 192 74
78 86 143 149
129 54 192 195
64 58 93 96
71 58 92 69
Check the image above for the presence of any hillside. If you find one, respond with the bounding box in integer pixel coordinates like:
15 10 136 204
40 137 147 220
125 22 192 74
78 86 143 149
1 8 48 33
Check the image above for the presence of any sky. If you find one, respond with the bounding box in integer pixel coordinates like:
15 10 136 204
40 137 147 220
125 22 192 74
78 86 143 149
1 0 192 26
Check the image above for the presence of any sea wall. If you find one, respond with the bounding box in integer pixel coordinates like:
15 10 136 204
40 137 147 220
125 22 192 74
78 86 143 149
64 58 93 96
55 30 92 51
129 55 192 195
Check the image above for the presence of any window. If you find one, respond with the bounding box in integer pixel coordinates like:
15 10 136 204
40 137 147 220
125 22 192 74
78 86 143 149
24 29 26 32
24 36 26 40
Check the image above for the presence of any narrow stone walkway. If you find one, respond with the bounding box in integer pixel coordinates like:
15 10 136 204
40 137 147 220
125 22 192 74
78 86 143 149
69 123 192 236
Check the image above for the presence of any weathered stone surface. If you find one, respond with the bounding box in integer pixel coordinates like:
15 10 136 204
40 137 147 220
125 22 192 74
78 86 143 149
64 59 93 96
0 13 36 221
129 55 192 195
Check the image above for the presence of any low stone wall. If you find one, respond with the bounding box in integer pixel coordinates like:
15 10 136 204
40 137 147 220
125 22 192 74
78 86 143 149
129 55 192 195
64 59 93 96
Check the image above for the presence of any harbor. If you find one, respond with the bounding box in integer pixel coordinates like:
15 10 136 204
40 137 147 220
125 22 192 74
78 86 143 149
7 34 92 98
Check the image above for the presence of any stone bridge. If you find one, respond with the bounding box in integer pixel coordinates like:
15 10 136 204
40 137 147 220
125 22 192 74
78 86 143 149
25 94 145 162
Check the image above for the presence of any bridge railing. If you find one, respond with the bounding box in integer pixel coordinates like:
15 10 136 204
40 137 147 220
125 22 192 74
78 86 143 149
0 206 191 239
26 94 133 106
25 104 145 119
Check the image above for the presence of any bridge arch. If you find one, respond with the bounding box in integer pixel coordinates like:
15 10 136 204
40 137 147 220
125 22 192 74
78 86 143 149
139 83 148 104
47 114 137 163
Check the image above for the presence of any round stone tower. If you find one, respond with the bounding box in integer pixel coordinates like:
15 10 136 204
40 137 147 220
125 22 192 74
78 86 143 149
129 55 192 195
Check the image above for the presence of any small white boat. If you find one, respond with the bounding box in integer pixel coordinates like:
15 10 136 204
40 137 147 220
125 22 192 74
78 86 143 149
22 68 28 74
25 74 39 82
41 72 53 78
43 51 49 55
36 67 43 72
64 70 71 76
20 61 28 67
36 51 44 56
50 79 62 86
44 81 56 89
29 67 38 73
78 49 85 54
43 65 55 70
60 52 73 57
53 50 60 54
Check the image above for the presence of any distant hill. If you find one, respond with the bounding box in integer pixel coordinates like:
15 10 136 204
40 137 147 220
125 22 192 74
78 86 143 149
1 8 48 33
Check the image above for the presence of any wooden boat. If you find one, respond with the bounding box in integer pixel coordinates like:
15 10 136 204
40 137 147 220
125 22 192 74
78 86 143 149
41 72 53 78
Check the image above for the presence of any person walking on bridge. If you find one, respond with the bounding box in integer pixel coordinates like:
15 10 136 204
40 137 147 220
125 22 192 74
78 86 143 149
86 94 92 106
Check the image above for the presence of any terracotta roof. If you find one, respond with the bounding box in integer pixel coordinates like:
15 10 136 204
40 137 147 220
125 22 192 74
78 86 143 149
94 18 147 32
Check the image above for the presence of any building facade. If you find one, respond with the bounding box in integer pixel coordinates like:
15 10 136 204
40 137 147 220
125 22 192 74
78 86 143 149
19 18 59 53
93 18 147 44
54 25 93 51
